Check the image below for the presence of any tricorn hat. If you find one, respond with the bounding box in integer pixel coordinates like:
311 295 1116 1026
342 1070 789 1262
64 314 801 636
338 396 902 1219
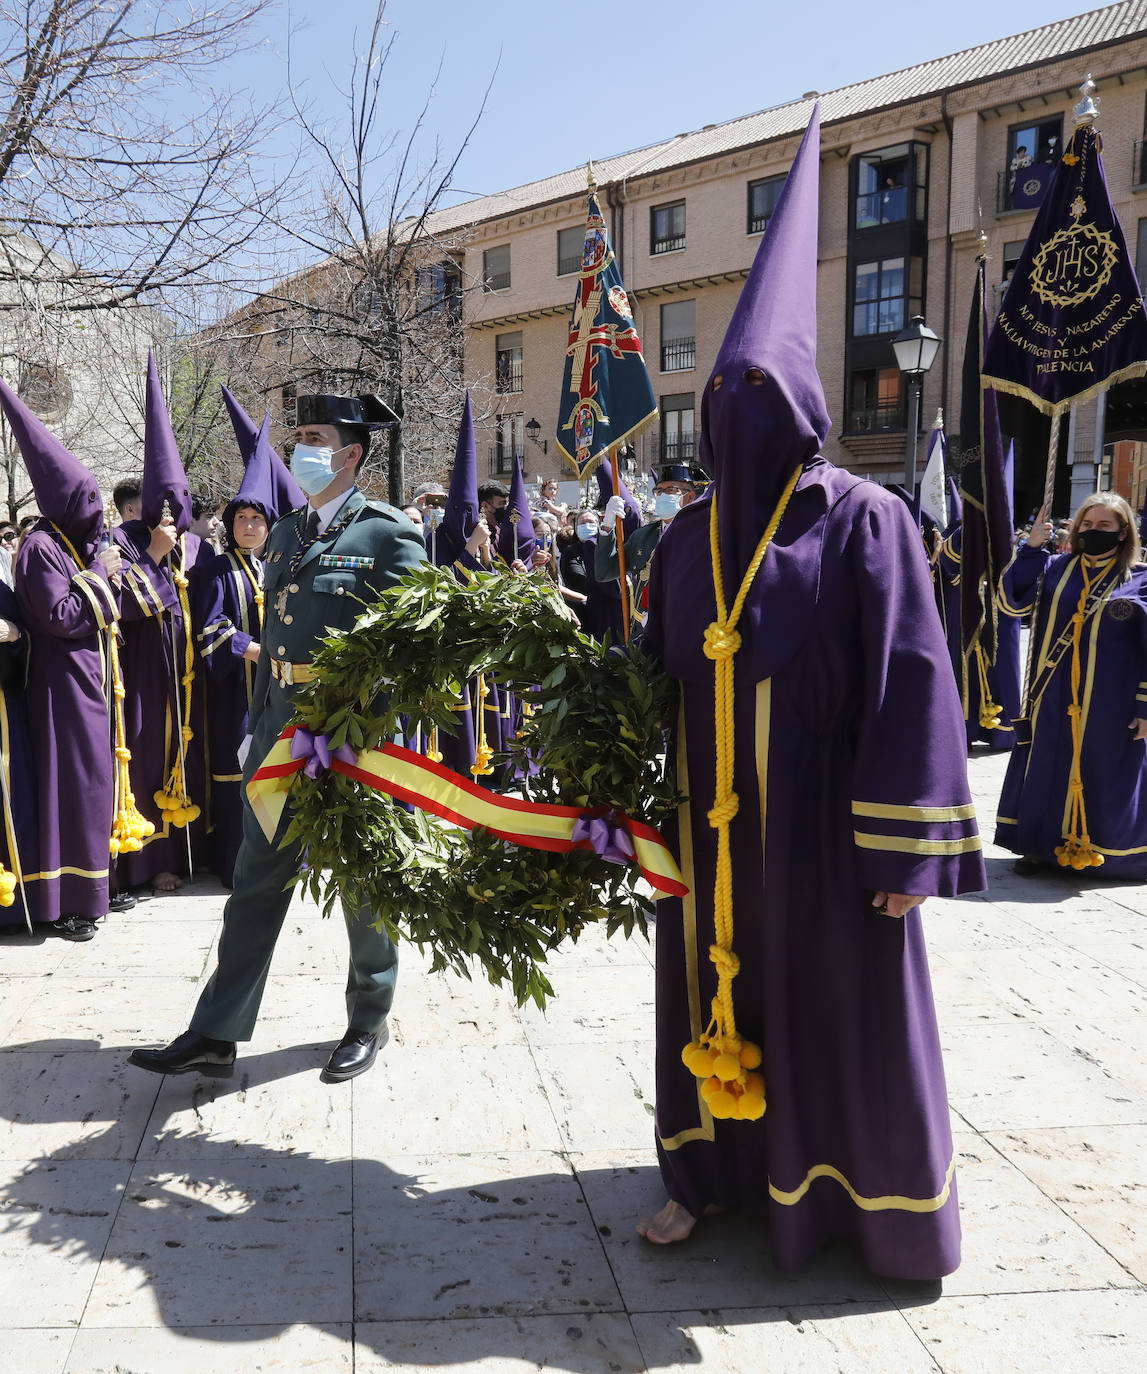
654 461 710 488
295 393 398 430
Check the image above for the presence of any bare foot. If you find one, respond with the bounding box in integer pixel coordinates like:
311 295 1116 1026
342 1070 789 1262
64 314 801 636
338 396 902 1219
152 872 183 893
636 1199 724 1245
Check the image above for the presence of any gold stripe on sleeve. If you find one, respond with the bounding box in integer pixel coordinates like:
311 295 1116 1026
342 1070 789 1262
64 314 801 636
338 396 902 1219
852 800 976 823
853 831 983 856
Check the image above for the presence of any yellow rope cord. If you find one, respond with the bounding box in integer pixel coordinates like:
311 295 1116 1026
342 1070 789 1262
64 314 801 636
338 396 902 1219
471 674 495 776
680 465 802 1124
1054 556 1110 870
973 641 1004 730
234 548 264 630
153 534 201 828
48 522 154 853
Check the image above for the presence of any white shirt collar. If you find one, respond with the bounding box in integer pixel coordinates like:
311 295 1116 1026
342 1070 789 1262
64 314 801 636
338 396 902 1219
308 486 356 535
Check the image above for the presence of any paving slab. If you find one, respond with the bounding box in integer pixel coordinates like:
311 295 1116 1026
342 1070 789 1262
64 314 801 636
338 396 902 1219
63 1323 353 1372
354 1314 646 1372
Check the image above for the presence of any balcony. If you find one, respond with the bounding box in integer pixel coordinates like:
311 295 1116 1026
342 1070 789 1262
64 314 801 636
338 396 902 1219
854 186 914 229
488 446 524 476
996 162 1055 214
660 337 696 373
661 436 695 463
847 403 904 435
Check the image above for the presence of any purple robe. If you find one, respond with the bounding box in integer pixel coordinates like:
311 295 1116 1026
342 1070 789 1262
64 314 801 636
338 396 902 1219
113 522 207 886
995 545 1147 875
0 584 40 926
14 528 119 922
643 463 985 1280
937 527 1021 750
192 549 263 887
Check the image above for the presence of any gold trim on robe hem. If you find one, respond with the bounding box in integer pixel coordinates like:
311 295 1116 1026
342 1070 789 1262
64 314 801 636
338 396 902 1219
853 832 982 856
768 1154 957 1213
851 801 976 823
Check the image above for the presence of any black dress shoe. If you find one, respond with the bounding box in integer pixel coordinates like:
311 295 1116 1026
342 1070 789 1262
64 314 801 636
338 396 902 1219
49 915 97 941
321 1023 388 1083
129 1030 236 1078
108 891 137 913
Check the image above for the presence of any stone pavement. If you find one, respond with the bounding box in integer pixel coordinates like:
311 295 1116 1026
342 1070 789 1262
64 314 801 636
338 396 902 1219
0 746 1144 1373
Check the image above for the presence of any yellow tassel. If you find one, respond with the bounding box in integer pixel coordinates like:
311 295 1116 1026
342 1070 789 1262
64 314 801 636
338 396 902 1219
0 864 16 905
1054 561 1108 870
680 465 801 1124
471 675 495 776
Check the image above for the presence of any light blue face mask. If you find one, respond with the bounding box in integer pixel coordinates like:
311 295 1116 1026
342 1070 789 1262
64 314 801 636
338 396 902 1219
654 491 683 520
290 443 349 498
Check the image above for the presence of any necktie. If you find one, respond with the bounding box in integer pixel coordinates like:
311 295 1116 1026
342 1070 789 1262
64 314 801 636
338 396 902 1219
306 509 320 542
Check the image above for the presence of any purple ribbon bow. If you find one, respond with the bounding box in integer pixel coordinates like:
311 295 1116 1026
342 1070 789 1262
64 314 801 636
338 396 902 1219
290 728 358 779
571 810 636 866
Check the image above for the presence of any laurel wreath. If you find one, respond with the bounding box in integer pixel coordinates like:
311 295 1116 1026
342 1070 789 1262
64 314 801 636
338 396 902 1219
284 565 681 1008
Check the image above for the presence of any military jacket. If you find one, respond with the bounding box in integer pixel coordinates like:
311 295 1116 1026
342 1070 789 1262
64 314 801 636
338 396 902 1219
249 489 426 747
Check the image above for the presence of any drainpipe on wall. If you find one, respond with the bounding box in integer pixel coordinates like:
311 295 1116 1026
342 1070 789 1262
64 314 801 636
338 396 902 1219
940 91 954 432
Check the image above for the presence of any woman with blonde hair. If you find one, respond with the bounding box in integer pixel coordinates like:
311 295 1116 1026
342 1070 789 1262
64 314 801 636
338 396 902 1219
996 490 1147 876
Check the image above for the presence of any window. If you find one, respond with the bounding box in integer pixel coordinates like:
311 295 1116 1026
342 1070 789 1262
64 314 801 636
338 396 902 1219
1003 116 1062 210
494 413 523 474
851 255 922 337
651 201 686 255
281 381 297 428
1002 240 1025 285
848 368 903 433
661 392 695 462
557 226 583 277
495 331 523 394
660 301 695 372
854 144 927 229
417 261 462 319
483 244 511 292
747 174 786 234
1137 218 1147 285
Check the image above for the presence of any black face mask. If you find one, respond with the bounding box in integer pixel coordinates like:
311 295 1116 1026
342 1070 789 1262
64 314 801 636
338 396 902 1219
1077 528 1122 557
492 506 508 525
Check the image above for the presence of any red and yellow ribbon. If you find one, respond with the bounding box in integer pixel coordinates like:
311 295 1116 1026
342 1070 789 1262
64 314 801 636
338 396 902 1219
247 724 688 898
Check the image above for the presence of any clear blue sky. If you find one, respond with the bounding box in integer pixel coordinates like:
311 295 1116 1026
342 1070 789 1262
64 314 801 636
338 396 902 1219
237 0 1103 207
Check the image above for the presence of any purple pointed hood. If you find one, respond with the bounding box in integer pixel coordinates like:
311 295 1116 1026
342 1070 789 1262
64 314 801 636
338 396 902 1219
0 379 104 555
223 415 299 545
440 392 479 560
141 350 191 532
220 384 303 516
701 102 829 585
497 455 536 564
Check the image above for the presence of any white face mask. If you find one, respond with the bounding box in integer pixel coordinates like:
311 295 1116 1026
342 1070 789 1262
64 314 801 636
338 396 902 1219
576 521 598 542
290 443 350 497
654 492 683 520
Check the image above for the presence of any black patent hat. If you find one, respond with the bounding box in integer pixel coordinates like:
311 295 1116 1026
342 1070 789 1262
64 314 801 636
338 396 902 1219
295 393 399 430
655 461 710 488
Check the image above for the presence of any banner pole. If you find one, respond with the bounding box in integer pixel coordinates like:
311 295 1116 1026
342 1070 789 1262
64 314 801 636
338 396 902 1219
1042 408 1063 516
611 448 631 643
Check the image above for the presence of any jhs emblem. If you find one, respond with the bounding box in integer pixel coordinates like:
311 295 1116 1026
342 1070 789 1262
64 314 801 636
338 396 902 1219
1107 598 1134 621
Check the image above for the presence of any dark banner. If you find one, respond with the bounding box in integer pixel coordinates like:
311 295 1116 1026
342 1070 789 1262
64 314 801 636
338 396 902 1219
984 124 1147 414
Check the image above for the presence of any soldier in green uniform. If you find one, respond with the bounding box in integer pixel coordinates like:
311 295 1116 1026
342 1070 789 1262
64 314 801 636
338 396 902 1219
595 461 708 632
129 393 426 1084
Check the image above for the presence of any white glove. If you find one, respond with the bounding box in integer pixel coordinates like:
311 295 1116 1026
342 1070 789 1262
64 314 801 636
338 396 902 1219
603 494 628 528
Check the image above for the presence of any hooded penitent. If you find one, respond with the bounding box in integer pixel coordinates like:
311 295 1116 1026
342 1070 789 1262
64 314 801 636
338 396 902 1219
222 415 301 544
437 392 480 564
496 456 536 566
220 385 304 521
141 349 192 532
701 103 830 594
0 379 104 557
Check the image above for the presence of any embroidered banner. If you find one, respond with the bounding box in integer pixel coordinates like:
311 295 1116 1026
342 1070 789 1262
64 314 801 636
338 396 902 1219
983 123 1147 414
248 725 688 898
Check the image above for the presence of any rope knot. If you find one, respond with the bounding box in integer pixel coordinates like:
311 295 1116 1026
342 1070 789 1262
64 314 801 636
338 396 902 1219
1067 704 1082 718
173 572 189 590
709 945 741 980
703 622 742 661
707 794 740 827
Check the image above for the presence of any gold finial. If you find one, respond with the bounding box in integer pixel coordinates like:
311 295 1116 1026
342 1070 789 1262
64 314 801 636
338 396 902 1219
932 407 944 430
586 160 597 193
160 497 173 523
104 498 118 528
977 230 989 261
1073 73 1100 126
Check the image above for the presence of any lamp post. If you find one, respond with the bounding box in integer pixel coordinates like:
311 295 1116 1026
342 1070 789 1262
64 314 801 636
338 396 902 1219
525 416 547 456
891 315 942 491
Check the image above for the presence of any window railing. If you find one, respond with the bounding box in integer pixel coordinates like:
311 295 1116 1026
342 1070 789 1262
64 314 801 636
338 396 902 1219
558 252 582 277
854 186 909 228
1135 140 1147 189
484 271 511 292
748 211 773 235
660 338 695 372
489 446 524 475
496 360 523 393
847 402 904 434
652 232 686 255
661 436 695 462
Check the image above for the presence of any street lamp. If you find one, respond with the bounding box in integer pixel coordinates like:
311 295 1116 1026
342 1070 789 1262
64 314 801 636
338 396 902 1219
525 416 547 455
891 315 942 490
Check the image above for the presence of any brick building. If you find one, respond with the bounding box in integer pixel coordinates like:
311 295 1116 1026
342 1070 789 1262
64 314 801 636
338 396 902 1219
419 1 1147 518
